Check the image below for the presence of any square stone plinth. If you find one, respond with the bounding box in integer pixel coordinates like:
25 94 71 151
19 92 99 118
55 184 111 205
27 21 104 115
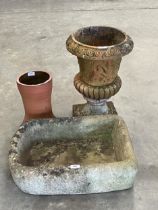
73 101 117 117
9 115 137 195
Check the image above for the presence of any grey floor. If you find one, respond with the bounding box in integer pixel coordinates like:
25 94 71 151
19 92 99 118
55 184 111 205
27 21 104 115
0 0 158 209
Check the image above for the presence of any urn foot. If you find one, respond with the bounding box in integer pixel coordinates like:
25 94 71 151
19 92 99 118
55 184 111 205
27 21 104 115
73 101 117 117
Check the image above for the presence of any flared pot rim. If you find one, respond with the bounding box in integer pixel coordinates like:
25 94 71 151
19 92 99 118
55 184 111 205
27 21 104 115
17 71 52 87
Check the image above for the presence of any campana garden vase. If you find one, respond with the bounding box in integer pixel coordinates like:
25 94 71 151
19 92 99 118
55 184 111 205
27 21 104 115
66 26 134 116
17 71 54 122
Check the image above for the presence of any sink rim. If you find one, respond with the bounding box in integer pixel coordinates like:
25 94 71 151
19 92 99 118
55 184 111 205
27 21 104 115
9 115 137 172
9 115 138 195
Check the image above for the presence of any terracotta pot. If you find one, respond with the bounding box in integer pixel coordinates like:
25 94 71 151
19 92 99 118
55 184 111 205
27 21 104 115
17 71 54 122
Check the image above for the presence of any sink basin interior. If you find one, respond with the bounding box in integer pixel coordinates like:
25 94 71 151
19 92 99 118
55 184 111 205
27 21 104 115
18 116 128 168
21 136 115 167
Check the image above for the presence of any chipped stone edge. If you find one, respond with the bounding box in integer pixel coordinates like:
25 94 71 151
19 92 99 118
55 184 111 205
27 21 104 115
8 115 138 195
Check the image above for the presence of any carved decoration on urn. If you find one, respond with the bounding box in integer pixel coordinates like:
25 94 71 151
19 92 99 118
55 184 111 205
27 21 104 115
66 26 134 116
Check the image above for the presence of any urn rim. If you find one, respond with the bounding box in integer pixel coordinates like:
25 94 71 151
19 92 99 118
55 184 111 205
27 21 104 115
72 26 126 49
66 26 134 59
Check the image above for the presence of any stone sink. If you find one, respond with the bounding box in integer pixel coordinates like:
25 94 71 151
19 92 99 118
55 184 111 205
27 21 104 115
9 115 137 195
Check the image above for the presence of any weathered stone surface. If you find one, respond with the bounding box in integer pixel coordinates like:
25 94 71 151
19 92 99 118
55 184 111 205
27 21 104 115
73 101 117 116
74 74 122 100
9 115 137 195
66 26 133 115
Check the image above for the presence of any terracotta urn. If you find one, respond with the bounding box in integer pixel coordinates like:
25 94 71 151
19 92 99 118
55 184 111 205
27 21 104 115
17 71 54 122
66 26 134 116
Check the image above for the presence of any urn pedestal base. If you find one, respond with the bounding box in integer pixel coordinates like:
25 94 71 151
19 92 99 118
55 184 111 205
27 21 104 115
73 101 117 117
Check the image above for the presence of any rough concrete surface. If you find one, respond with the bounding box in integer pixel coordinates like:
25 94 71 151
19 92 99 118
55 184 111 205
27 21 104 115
9 116 137 195
0 0 158 209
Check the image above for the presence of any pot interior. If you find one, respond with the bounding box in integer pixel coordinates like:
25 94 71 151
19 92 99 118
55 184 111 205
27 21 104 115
19 71 50 85
74 26 125 47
